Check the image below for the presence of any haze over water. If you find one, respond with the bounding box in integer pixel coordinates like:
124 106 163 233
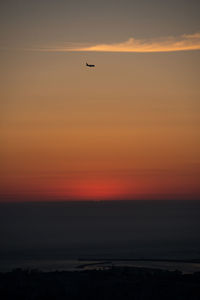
1 200 200 272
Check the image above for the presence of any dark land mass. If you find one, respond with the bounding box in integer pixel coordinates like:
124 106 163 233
0 267 200 300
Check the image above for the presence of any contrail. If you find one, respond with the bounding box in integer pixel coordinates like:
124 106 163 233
33 32 200 53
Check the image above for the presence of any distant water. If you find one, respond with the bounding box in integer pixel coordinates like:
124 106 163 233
0 200 200 273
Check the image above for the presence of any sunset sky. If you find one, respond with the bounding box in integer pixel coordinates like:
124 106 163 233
1 0 200 201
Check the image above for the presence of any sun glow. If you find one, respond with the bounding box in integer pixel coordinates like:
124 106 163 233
54 178 130 201
74 180 127 200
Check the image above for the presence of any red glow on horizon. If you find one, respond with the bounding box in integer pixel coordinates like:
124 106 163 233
56 178 131 201
0 174 199 202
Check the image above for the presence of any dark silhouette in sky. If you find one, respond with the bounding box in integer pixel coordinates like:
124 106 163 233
86 62 95 67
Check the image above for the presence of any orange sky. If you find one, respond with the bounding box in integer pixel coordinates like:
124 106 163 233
0 1 200 201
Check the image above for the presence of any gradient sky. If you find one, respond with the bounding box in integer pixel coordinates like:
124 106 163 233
0 0 200 201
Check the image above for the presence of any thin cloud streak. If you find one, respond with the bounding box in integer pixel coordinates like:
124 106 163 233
73 33 200 53
37 33 200 53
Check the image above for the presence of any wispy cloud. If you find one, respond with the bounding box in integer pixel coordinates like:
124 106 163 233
37 33 200 53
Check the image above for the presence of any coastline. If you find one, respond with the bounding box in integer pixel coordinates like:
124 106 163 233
1 257 200 274
1 266 200 300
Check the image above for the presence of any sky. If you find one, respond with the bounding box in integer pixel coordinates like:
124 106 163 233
0 0 200 201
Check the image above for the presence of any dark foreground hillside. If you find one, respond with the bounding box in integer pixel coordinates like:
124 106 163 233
0 267 200 300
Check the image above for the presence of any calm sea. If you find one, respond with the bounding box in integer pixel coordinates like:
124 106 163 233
0 200 200 273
